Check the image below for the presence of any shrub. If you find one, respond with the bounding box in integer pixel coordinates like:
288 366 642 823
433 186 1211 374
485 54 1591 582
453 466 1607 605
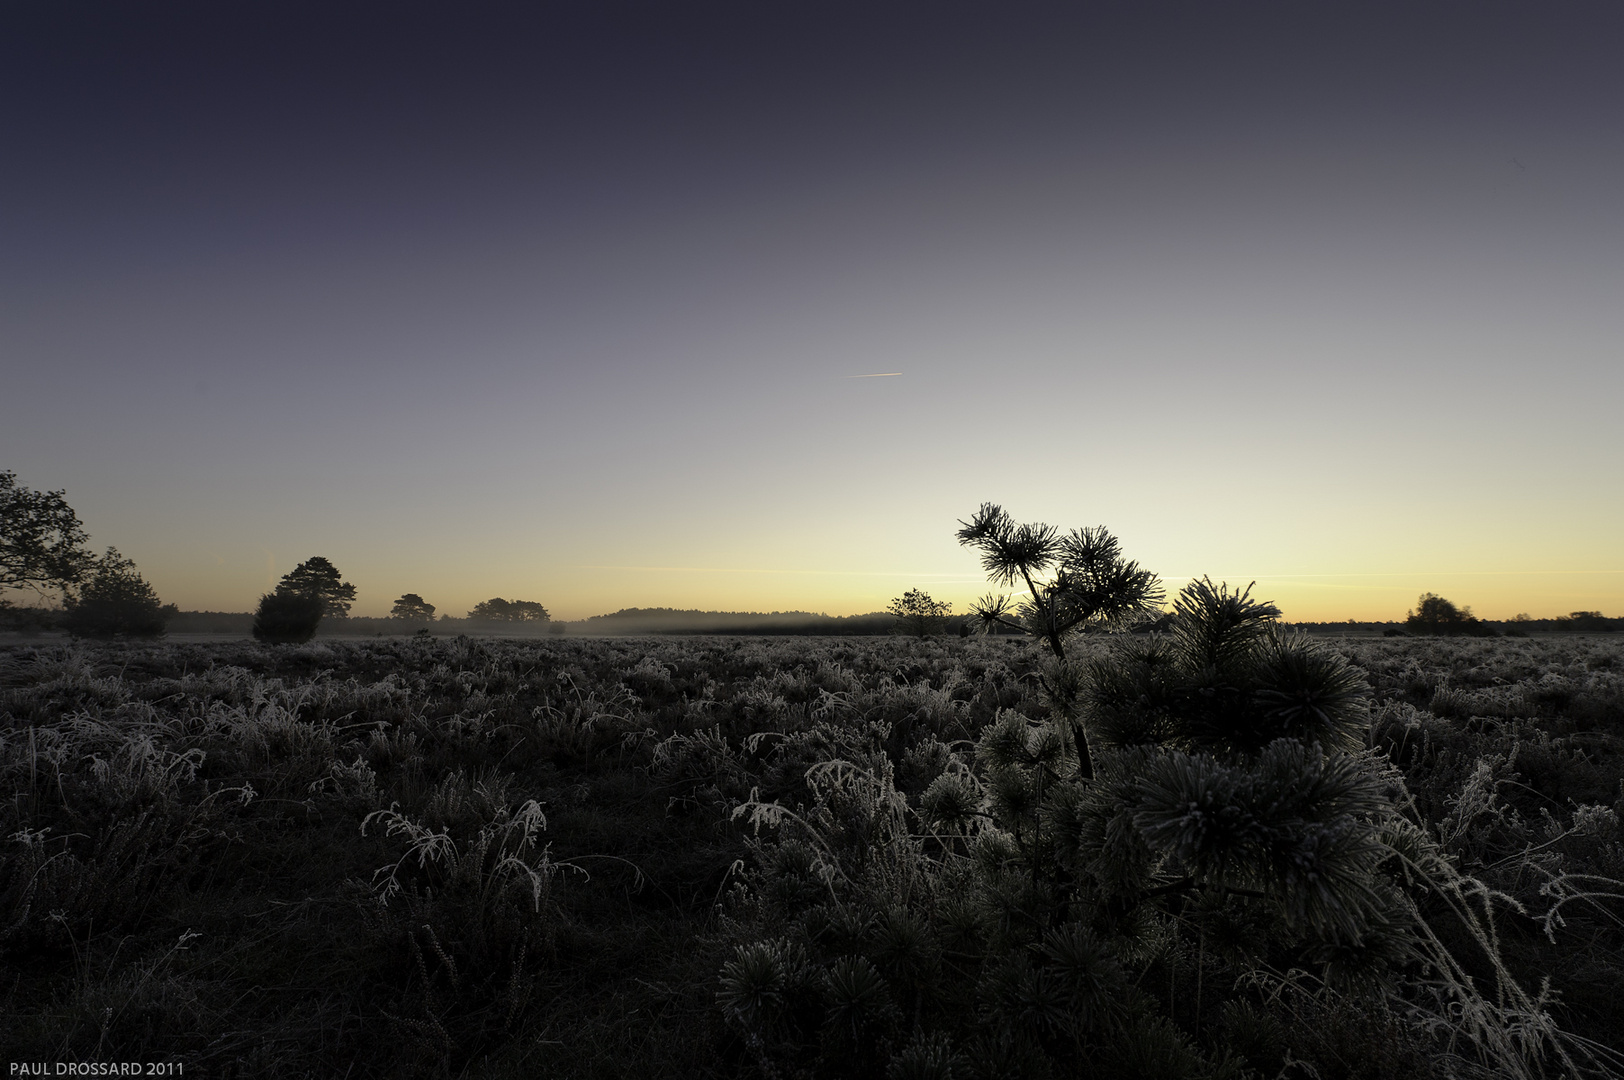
252 591 323 643
1405 593 1496 637
720 572 1610 1079
63 548 173 639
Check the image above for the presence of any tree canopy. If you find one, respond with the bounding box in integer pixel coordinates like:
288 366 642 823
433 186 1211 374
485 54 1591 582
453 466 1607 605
275 557 357 618
0 470 94 599
390 593 436 621
468 598 549 622
1405 592 1494 636
63 547 173 639
886 588 952 638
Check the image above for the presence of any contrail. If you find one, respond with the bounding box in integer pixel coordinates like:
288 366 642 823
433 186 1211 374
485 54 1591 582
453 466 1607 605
845 372 902 378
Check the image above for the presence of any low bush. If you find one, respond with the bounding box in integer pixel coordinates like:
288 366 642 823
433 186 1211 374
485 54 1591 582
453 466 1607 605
251 591 323 644
63 549 173 640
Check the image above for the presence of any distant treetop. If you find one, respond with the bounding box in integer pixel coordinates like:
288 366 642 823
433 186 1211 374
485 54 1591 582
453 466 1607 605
63 547 174 639
468 598 549 622
886 588 952 638
276 557 356 618
1405 592 1495 637
391 593 436 621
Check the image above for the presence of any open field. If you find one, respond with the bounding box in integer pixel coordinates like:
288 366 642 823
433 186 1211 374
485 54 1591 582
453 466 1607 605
3 633 1622 1078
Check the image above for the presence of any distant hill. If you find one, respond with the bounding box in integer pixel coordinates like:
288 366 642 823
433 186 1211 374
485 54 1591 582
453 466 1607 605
569 607 907 636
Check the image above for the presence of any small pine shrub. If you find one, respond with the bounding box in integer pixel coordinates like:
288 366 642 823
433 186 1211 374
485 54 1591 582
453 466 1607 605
252 591 323 643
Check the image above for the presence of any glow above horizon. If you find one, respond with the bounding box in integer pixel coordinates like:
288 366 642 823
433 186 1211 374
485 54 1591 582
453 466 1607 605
3 4 1621 622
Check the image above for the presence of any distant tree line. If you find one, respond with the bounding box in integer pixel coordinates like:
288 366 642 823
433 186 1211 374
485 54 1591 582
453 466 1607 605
1538 610 1618 632
9 469 1618 642
162 607 948 638
253 572 554 643
1385 594 1620 637
574 607 963 637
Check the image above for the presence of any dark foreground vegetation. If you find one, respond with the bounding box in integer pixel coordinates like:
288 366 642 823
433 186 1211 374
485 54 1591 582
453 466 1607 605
2 629 1622 1078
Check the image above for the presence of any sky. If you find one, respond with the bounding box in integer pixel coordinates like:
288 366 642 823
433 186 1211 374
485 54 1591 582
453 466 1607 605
3 2 1622 621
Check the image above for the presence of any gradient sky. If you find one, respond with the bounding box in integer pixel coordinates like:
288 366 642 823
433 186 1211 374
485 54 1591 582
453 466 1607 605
4 2 1622 621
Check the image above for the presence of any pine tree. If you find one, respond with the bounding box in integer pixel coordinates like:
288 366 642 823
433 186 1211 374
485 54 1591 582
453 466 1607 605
887 589 952 638
955 503 1163 659
390 593 436 620
276 556 356 617
718 515 1593 1080
956 503 1164 776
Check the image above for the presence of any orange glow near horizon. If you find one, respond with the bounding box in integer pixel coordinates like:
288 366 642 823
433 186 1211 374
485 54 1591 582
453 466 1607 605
88 557 1623 624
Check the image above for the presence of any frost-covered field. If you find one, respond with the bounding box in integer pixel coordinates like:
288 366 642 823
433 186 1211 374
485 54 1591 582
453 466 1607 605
2 633 1620 1079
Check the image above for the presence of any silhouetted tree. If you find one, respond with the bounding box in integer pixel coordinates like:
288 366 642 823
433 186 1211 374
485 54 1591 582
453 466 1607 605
886 588 952 638
1556 610 1616 632
957 504 1166 778
468 598 550 622
1405 592 1494 636
276 556 356 617
253 591 324 643
1 470 94 600
390 593 436 620
62 548 174 639
956 502 1164 658
512 600 549 622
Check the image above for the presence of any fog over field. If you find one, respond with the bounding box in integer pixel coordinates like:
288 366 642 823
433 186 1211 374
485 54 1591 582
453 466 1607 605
3 2 1623 622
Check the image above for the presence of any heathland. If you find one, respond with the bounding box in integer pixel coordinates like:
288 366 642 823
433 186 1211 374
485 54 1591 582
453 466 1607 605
2 631 1621 1078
